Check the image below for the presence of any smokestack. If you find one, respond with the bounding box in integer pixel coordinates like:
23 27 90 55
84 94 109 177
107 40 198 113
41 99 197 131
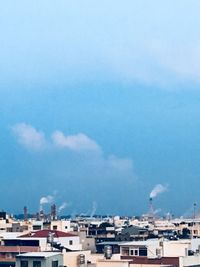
24 206 28 221
39 209 44 221
51 204 57 220
149 197 154 217
36 212 40 221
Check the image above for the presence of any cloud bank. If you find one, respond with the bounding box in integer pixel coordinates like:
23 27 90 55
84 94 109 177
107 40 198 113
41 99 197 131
12 123 46 150
11 123 134 174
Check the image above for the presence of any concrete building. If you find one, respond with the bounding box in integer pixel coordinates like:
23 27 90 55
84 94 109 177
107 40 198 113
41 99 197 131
20 230 82 251
120 239 191 258
50 220 72 232
16 252 63 267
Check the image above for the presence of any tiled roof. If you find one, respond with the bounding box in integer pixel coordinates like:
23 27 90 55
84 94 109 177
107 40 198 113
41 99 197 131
19 230 77 238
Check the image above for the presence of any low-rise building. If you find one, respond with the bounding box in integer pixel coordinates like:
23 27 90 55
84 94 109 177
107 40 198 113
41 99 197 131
16 252 63 267
20 230 82 251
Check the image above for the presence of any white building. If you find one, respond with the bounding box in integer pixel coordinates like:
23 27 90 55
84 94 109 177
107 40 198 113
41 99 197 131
16 252 63 267
19 230 82 251
50 220 72 232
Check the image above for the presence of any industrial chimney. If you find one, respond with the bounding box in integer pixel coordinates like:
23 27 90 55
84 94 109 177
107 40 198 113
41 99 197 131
24 206 28 221
51 204 57 221
149 197 154 218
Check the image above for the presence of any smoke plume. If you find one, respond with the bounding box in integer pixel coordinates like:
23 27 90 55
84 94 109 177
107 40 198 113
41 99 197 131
153 208 161 215
58 202 68 213
150 184 167 199
90 201 97 218
39 195 54 210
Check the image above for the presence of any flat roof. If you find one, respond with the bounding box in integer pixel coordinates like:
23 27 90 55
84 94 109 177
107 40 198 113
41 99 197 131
120 239 159 246
16 252 62 258
98 259 132 263
0 232 22 239
120 239 191 246
97 241 124 245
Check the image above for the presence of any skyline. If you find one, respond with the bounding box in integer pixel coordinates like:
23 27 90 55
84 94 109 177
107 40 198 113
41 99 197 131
1 1 200 216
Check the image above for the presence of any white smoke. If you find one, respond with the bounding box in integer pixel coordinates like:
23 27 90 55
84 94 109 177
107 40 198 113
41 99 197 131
90 201 97 218
165 211 172 220
153 208 161 215
58 202 68 213
39 195 54 211
150 184 168 199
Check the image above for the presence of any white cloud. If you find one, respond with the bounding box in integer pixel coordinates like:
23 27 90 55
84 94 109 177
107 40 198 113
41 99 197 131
11 124 136 183
107 155 133 172
150 40 200 83
51 130 102 153
103 35 200 88
12 123 46 150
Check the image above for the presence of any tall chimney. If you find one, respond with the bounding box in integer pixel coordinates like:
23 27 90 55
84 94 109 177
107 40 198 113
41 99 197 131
149 197 154 217
51 204 57 220
24 206 28 221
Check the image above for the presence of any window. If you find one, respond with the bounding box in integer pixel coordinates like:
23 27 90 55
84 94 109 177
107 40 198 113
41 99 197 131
130 249 138 256
33 261 41 267
53 225 57 230
121 247 129 256
69 240 73 245
134 250 138 256
65 226 68 229
52 260 58 267
139 247 147 256
20 261 28 267
6 252 12 258
33 225 42 230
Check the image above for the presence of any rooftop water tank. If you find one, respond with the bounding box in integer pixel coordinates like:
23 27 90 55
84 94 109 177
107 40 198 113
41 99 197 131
104 245 112 259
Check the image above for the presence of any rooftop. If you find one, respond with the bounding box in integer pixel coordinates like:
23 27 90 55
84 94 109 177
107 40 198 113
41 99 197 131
16 252 62 258
19 230 77 238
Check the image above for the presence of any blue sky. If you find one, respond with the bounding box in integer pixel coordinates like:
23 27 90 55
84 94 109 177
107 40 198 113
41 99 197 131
1 1 200 216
